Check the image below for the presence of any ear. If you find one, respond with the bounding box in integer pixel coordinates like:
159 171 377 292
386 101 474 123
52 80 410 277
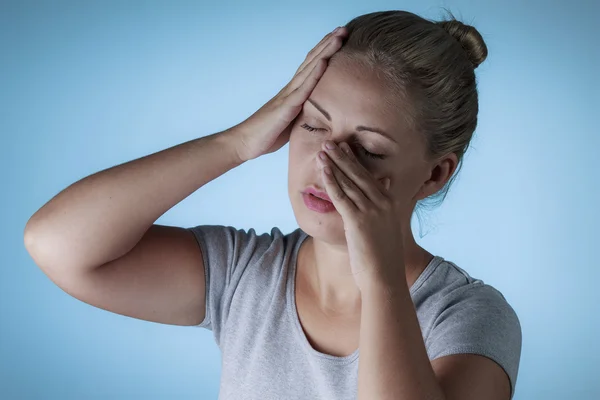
417 154 458 200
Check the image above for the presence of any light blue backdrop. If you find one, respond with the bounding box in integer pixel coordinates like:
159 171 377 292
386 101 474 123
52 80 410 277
2 0 598 399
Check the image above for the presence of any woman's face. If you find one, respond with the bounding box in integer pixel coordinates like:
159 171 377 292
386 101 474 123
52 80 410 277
288 58 432 244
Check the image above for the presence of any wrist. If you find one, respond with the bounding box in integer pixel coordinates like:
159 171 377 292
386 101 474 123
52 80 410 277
218 126 249 164
360 268 408 298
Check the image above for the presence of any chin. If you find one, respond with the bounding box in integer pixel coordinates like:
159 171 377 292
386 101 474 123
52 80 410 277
290 191 347 245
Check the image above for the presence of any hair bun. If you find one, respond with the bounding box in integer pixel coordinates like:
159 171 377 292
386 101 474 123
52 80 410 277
438 20 488 68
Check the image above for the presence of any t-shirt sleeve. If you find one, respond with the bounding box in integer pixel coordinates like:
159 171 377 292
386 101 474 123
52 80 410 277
185 224 276 346
425 284 522 399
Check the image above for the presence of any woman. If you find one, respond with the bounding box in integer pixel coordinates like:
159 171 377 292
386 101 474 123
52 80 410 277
24 10 522 400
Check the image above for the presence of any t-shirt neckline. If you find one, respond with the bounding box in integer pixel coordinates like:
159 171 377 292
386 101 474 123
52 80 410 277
286 228 444 364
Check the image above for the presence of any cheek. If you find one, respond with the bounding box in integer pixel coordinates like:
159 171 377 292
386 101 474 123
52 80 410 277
289 130 315 179
290 127 323 160
387 164 421 198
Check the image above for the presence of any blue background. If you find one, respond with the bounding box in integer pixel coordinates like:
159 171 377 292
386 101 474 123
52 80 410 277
2 0 598 399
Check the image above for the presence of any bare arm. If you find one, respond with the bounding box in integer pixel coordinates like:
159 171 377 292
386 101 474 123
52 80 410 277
23 26 347 326
24 129 244 325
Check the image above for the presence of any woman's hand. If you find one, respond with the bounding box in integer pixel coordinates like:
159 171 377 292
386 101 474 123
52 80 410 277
315 140 408 292
232 26 348 162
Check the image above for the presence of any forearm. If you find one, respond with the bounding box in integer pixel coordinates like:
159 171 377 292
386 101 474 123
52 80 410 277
24 128 245 272
358 276 446 400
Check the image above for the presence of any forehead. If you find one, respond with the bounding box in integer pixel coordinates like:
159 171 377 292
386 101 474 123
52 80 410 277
308 57 404 131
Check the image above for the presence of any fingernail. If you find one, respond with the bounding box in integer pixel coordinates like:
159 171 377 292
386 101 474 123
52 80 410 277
333 27 340 33
325 141 335 150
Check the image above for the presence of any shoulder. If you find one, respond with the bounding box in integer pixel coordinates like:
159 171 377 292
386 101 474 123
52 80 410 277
420 257 522 396
418 257 518 318
188 224 287 242
423 260 522 393
421 257 521 334
187 224 306 264
417 256 522 360
438 260 518 316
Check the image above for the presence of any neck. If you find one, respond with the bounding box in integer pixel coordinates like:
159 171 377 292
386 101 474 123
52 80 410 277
299 227 433 316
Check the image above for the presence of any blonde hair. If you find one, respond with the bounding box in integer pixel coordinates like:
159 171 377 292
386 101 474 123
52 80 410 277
335 10 488 233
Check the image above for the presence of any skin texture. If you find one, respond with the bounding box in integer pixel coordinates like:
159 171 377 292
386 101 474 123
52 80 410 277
287 56 512 400
288 55 454 311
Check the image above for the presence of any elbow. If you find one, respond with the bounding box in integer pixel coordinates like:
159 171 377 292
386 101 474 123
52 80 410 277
24 216 41 261
23 217 76 277
24 217 53 272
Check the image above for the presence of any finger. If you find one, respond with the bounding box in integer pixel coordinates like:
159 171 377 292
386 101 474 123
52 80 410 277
296 27 346 76
273 30 337 100
286 36 342 95
294 30 335 75
325 141 388 206
286 30 346 94
286 58 327 106
339 141 387 194
322 153 370 211
318 155 360 216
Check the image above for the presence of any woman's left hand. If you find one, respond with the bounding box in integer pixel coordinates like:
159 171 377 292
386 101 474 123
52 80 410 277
316 140 407 292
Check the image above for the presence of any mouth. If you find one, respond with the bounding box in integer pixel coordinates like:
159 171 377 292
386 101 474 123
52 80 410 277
303 187 332 203
302 188 337 214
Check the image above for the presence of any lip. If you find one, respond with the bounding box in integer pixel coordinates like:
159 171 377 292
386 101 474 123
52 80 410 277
303 187 332 203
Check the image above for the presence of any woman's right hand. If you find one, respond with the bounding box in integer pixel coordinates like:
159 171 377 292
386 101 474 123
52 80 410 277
232 26 348 162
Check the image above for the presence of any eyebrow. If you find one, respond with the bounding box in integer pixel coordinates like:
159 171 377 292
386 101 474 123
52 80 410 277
306 98 397 144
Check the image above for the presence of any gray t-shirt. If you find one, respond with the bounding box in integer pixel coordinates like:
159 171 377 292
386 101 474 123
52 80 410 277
188 225 522 400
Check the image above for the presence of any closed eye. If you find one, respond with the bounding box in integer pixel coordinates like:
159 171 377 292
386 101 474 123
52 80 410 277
300 123 322 132
300 123 386 160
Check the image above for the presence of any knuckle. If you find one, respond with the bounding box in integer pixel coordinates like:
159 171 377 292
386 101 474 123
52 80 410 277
272 96 285 108
353 168 367 181
333 151 345 161
330 36 341 46
333 190 346 201
340 176 353 189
